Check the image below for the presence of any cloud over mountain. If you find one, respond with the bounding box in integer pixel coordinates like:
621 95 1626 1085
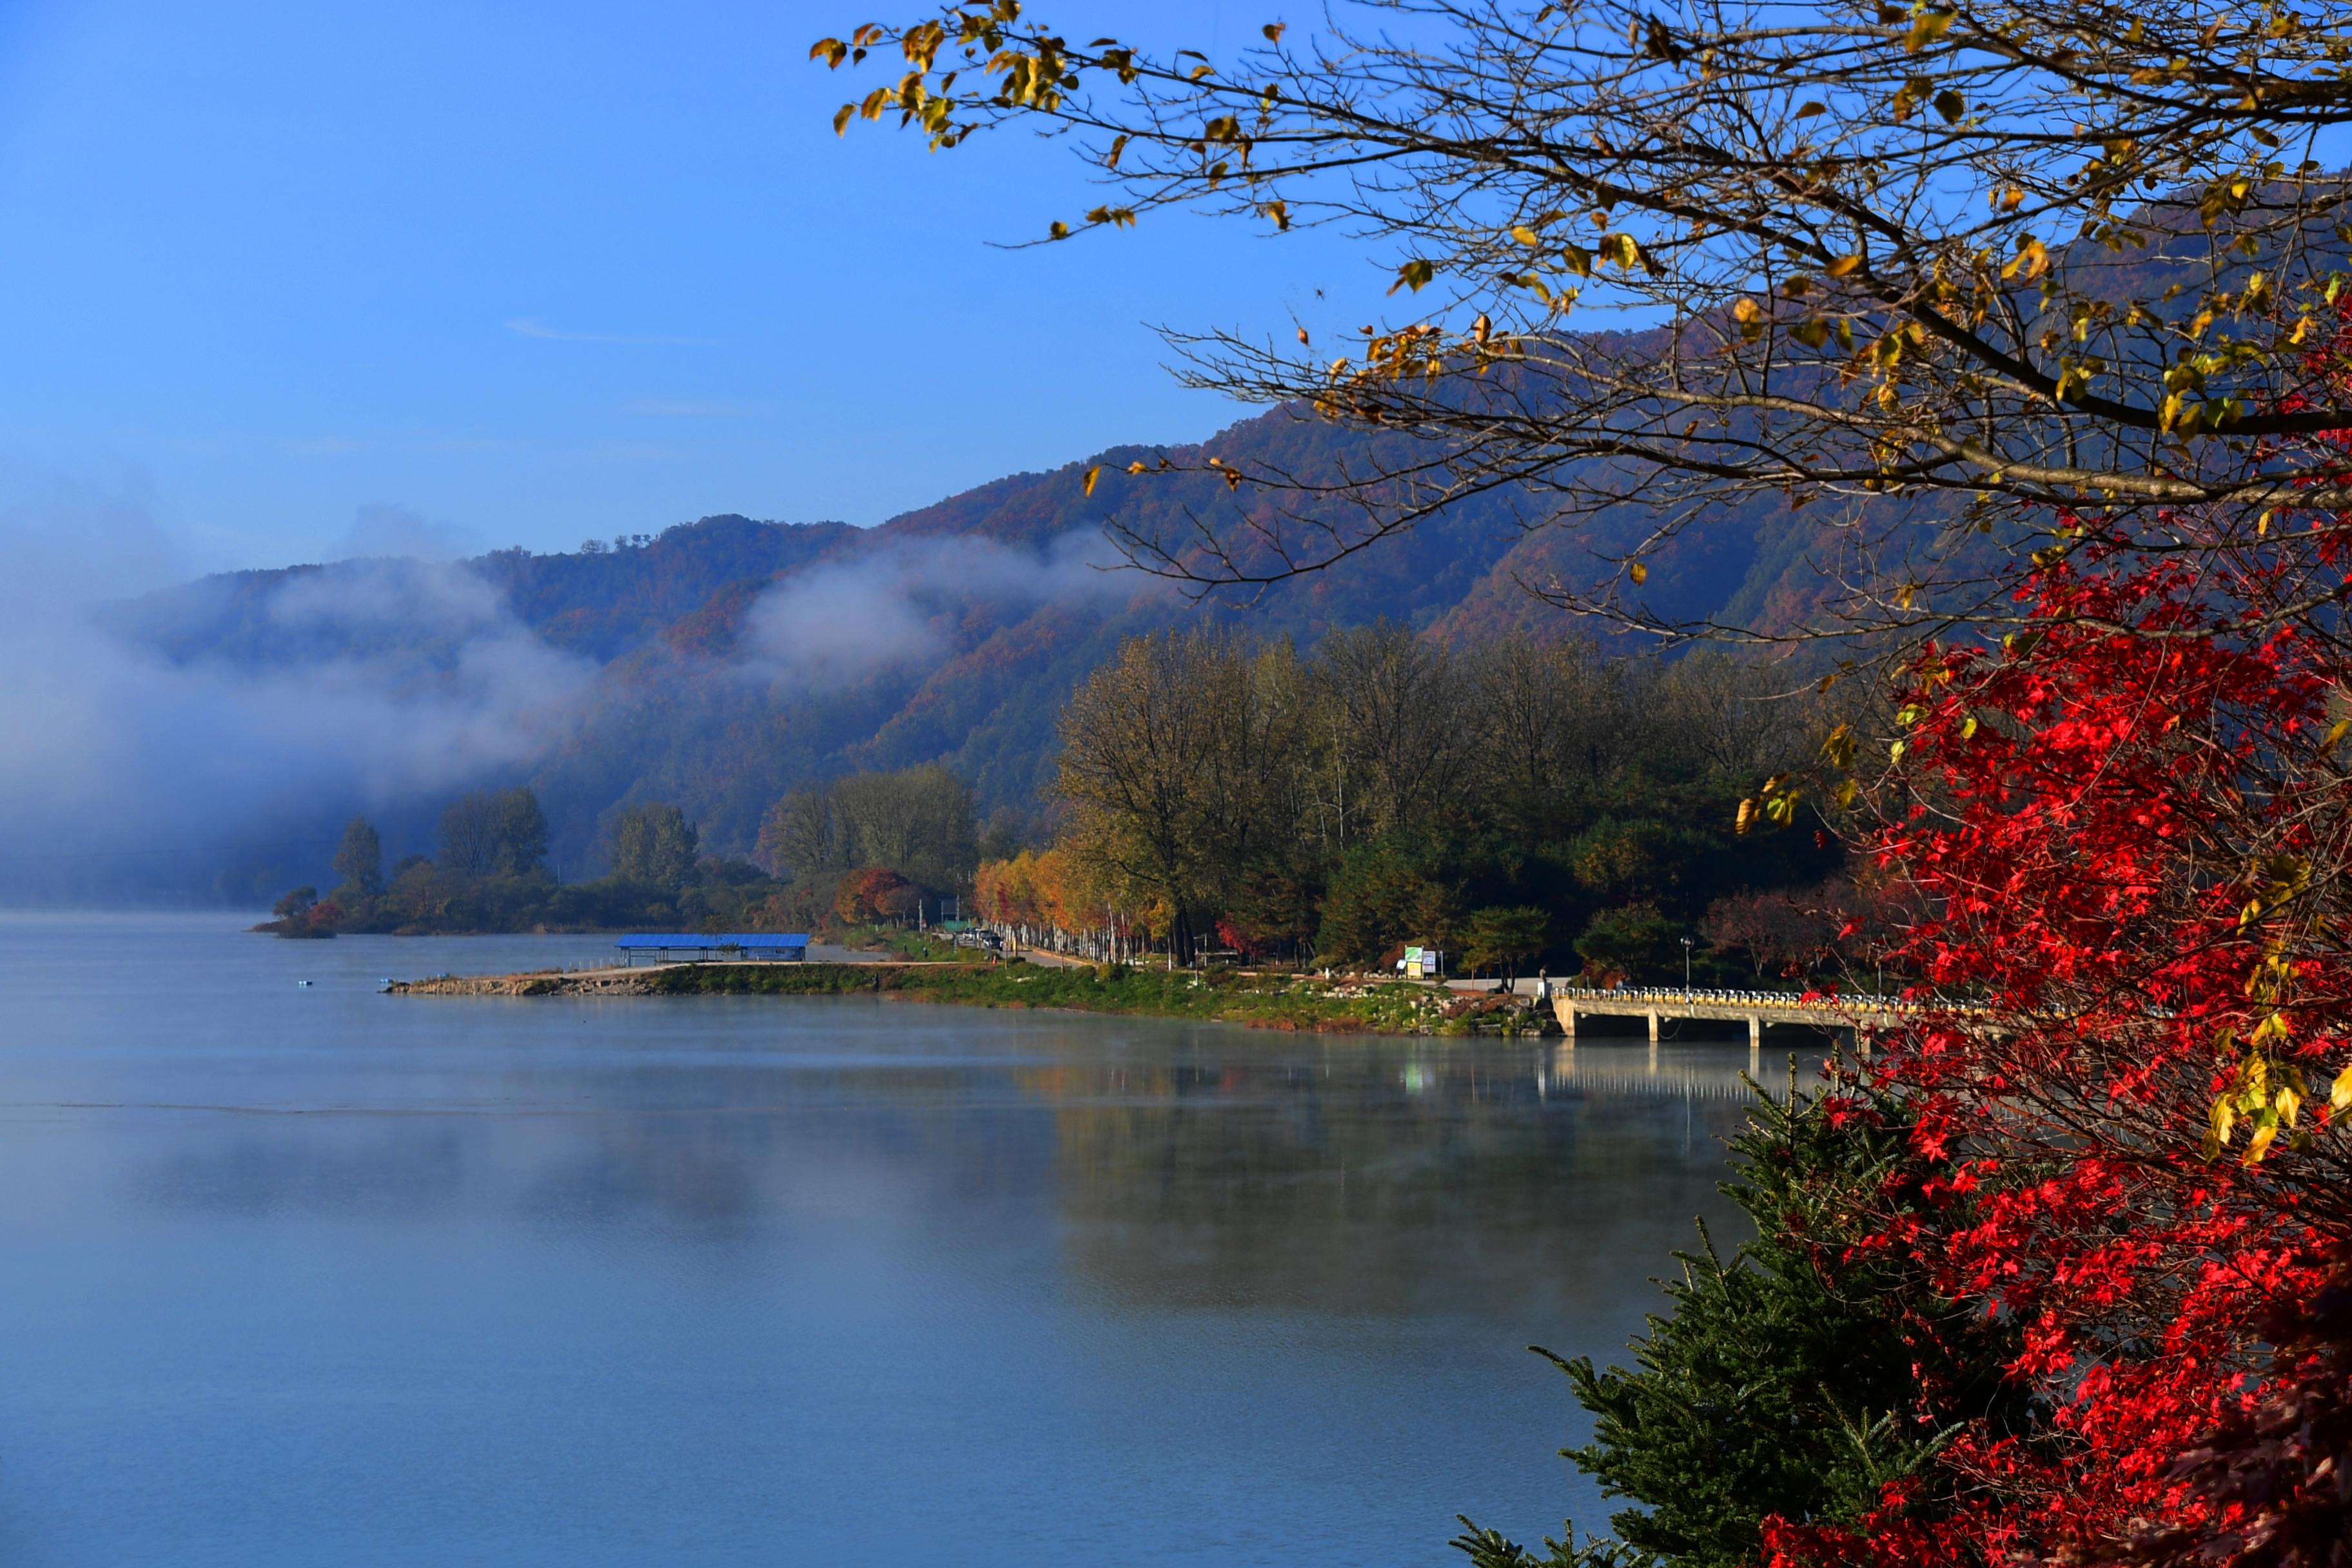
28 398 1852 899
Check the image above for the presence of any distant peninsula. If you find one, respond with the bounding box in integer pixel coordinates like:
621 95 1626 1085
389 958 1550 1038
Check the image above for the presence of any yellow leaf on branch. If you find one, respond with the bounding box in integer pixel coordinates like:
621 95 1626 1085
1904 10 1954 52
2002 237 2050 281
1389 258 1435 293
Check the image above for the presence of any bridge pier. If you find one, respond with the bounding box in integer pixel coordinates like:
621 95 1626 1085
1749 1014 1761 1075
1647 1008 1660 1070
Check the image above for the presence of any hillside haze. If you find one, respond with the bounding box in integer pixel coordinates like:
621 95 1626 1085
95 400 1854 900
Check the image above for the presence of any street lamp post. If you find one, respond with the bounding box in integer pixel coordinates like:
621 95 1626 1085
1681 936 1693 992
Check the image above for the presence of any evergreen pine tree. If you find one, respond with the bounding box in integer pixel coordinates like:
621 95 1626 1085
1453 1064 2038 1568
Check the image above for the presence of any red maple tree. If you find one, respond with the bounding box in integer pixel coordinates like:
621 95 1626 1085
1761 531 2352 1567
833 867 917 925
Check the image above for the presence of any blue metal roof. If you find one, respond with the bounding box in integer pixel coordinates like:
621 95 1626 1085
613 933 810 950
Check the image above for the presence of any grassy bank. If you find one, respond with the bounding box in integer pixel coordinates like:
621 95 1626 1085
641 959 1550 1036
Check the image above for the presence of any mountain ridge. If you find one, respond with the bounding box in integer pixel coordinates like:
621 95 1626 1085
110 398 1862 895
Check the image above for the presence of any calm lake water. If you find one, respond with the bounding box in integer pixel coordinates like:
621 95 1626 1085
0 912 1801 1567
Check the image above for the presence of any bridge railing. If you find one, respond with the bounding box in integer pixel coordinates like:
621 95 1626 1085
1550 985 1997 1018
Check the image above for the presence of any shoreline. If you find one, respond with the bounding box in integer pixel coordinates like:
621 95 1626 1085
389 959 1553 1037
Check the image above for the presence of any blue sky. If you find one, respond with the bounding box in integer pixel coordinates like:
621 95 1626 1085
0 0 1373 572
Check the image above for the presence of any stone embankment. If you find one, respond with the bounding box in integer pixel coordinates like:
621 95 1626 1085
391 961 961 998
390 967 662 997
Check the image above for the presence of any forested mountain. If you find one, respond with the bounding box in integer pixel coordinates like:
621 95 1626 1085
113 398 1868 894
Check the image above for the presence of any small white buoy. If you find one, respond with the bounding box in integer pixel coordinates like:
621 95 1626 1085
296 979 313 988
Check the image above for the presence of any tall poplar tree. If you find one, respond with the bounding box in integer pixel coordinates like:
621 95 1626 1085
331 816 382 896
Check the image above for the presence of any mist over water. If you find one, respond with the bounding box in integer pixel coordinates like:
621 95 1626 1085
0 912 1792 1567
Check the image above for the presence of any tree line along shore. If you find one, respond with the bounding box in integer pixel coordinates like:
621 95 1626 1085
267 625 1868 992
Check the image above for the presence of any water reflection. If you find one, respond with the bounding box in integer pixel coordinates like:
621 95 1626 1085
108 1030 1804 1320
0 915 1823 1568
1030 1043 1796 1315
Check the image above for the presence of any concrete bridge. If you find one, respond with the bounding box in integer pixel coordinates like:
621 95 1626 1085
1550 983 1918 1070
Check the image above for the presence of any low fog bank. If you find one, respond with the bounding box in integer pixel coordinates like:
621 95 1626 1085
0 489 1152 905
0 493 599 904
